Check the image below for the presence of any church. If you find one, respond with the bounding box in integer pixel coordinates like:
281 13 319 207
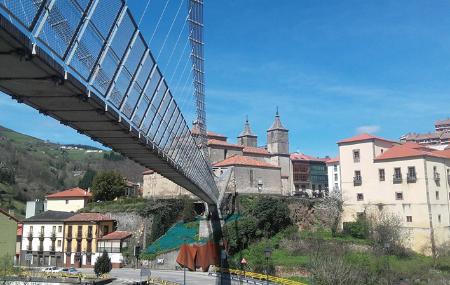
142 110 328 198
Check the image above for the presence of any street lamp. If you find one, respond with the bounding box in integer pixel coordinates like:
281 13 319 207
264 247 272 285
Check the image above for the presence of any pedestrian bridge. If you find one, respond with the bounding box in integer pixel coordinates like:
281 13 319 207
0 0 218 204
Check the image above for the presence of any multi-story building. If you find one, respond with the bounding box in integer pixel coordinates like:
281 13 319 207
401 118 450 148
326 157 341 194
64 213 115 268
0 209 18 262
97 231 132 268
46 187 92 212
20 211 74 267
291 153 328 197
338 133 450 254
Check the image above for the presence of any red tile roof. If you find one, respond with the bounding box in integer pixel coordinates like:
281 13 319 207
65 213 113 222
207 139 244 149
142 169 155 175
374 144 448 161
100 231 132 240
290 153 328 162
243 146 270 156
46 187 92 199
338 133 397 145
213 155 280 169
433 149 450 159
326 156 340 165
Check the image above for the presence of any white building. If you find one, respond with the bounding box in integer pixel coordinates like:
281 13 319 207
46 187 92 212
326 157 341 194
21 211 74 267
338 133 450 254
96 231 132 266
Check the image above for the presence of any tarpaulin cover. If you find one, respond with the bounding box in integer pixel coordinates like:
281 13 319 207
177 241 220 272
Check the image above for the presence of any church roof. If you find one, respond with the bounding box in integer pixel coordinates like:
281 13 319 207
213 155 280 169
238 118 257 138
267 110 288 131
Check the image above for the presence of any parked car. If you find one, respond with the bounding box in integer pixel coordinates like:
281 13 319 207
59 267 80 276
41 267 58 273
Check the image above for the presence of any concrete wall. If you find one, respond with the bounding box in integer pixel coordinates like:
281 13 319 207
0 212 17 260
46 198 88 212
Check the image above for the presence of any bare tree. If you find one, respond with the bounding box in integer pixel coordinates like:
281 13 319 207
315 190 343 236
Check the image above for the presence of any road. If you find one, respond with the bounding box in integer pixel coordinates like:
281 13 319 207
78 268 244 285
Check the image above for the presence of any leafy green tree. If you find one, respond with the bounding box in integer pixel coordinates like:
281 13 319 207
79 168 97 189
94 251 112 276
250 196 292 237
91 171 126 201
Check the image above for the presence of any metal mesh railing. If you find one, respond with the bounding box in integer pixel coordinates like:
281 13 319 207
0 0 218 201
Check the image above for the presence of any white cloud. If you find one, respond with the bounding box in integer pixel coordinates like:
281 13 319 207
356 125 381 134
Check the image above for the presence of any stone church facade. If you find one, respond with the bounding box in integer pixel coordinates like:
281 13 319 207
142 111 328 198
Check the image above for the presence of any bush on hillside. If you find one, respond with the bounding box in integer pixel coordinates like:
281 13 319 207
343 215 370 239
250 196 292 238
94 251 112 277
92 171 126 201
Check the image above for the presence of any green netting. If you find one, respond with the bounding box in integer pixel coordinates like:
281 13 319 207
147 221 202 254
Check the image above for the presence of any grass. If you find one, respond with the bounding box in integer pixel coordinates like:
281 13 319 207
288 276 311 284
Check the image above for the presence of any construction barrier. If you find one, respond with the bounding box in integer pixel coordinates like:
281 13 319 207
148 276 181 285
213 268 307 285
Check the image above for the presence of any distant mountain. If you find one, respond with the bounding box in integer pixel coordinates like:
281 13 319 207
0 125 145 217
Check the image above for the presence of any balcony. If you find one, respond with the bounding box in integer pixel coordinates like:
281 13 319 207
38 246 43 253
76 232 83 240
51 232 56 240
39 231 44 240
50 246 56 254
66 232 73 240
407 175 417 183
27 232 33 239
87 232 93 240
353 177 362 186
393 175 403 184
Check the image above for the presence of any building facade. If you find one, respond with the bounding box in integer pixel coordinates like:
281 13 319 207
97 231 131 267
401 118 450 147
338 133 450 254
20 211 74 267
64 213 115 268
291 153 328 197
0 209 18 262
326 157 341 194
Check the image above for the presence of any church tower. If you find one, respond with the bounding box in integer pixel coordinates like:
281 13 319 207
267 108 289 154
238 116 257 147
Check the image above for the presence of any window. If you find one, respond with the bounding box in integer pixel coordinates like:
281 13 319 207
57 240 62 247
58 226 62 233
354 170 362 186
379 169 385 181
52 226 56 233
333 165 338 172
353 149 360 163
436 191 440 200
334 183 338 190
394 168 402 179
334 173 338 181
407 166 417 183
357 193 364 201
406 216 412 223
438 215 442 223
312 184 316 190
395 192 403 200
65 200 69 204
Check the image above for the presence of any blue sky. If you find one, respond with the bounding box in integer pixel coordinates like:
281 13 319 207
1 0 450 157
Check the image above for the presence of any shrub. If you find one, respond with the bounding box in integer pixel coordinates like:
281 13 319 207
343 215 370 239
91 171 126 201
249 196 292 238
94 251 112 276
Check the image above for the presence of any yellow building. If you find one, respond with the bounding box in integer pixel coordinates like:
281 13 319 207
64 213 115 268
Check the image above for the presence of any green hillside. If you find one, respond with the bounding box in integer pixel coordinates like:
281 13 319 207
0 125 145 218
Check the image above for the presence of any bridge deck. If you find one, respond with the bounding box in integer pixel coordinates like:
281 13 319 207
0 13 217 204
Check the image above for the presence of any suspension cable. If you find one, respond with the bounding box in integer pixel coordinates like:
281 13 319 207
164 8 191 71
138 0 153 26
168 30 192 84
156 0 185 60
149 0 172 44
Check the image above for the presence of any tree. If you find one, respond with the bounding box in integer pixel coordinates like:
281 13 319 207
94 251 112 277
181 199 196 223
91 171 126 201
368 211 409 256
250 196 292 237
78 168 96 189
